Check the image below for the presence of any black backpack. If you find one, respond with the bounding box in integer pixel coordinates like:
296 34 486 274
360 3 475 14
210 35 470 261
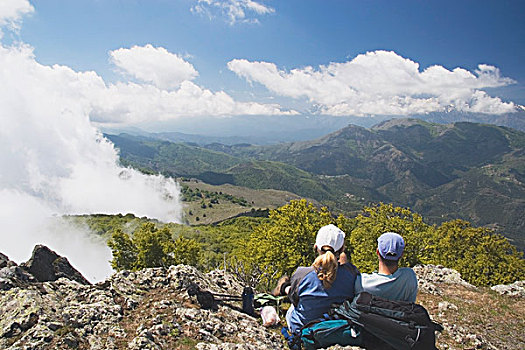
331 292 443 350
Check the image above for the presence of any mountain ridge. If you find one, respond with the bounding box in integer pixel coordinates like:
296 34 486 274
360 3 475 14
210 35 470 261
102 110 525 147
107 119 525 250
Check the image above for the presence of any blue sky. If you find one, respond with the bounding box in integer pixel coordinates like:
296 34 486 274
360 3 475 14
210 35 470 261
2 0 525 125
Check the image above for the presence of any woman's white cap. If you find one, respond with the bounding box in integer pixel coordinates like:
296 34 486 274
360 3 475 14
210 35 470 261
315 224 345 252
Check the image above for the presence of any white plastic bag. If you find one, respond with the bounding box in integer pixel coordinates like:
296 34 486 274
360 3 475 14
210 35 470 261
260 305 280 327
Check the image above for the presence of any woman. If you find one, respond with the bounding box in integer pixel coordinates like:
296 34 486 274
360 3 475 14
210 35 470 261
276 224 360 334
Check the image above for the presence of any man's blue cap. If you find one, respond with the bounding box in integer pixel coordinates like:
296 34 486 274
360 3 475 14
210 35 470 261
377 232 405 260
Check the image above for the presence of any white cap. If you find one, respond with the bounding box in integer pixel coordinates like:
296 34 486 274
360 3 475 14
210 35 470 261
315 224 345 252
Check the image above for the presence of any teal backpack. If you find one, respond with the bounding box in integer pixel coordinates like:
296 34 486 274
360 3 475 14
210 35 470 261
281 317 362 350
300 319 362 350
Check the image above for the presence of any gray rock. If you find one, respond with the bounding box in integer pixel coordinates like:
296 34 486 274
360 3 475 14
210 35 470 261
20 245 91 285
491 280 525 297
438 301 458 314
0 266 35 284
0 252 11 268
413 264 475 289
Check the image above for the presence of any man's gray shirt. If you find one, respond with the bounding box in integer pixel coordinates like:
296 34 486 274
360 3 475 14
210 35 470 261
354 267 418 302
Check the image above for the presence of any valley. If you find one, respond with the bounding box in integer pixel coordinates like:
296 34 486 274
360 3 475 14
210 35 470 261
107 118 525 250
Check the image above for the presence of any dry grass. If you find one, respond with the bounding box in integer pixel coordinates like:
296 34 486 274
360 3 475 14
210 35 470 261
418 285 525 349
180 179 305 225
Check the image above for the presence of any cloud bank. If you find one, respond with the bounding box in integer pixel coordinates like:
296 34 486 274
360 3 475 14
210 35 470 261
192 0 274 25
0 43 183 281
14 43 293 126
228 50 517 116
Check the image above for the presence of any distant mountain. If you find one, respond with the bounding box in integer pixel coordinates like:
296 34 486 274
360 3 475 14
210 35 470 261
107 120 525 250
102 110 525 147
234 119 525 246
105 134 338 203
415 109 525 133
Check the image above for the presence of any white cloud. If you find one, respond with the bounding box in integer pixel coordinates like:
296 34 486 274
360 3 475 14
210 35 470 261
228 50 517 116
0 0 33 35
0 43 294 126
109 44 199 90
100 45 296 122
0 190 114 282
192 0 274 25
89 80 296 124
0 43 183 281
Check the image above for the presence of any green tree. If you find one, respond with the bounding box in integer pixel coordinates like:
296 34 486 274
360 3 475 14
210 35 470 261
349 203 435 273
107 228 137 270
108 222 201 271
236 199 333 284
430 220 525 286
133 223 176 269
172 236 201 266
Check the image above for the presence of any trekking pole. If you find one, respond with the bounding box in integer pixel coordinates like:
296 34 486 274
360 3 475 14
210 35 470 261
187 283 253 315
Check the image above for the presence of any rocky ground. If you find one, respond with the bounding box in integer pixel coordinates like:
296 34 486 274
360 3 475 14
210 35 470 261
1 246 524 350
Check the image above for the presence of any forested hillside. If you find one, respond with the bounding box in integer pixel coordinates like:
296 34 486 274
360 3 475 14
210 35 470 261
106 119 525 250
71 200 524 288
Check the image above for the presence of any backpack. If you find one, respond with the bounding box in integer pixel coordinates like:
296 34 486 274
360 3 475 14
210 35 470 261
331 292 443 350
300 319 362 350
281 319 361 350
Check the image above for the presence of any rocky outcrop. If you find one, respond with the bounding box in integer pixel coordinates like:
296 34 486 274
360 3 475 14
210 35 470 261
0 247 282 350
0 247 523 350
491 280 525 297
412 264 475 296
20 245 91 285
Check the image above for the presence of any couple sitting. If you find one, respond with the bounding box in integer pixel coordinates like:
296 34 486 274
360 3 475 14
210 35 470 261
274 224 418 335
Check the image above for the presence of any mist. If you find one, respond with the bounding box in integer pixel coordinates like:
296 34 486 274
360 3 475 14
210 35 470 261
0 44 183 282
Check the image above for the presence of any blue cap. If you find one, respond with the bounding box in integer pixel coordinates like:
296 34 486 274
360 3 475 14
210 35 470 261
377 232 405 260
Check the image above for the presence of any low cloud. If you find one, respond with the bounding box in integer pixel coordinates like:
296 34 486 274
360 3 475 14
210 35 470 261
0 191 114 282
228 50 517 116
0 43 183 281
192 0 274 25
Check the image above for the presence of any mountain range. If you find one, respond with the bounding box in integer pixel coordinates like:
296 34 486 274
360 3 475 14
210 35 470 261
106 118 525 250
102 109 525 146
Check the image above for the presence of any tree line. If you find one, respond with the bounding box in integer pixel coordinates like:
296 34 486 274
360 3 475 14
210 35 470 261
108 200 525 288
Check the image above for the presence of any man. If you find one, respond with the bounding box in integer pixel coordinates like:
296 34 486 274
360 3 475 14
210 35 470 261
355 232 418 302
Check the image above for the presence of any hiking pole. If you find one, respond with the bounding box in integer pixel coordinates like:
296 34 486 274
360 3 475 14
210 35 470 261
187 283 254 315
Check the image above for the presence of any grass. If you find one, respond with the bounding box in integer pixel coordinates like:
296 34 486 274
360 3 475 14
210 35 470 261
417 285 525 349
180 178 303 225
